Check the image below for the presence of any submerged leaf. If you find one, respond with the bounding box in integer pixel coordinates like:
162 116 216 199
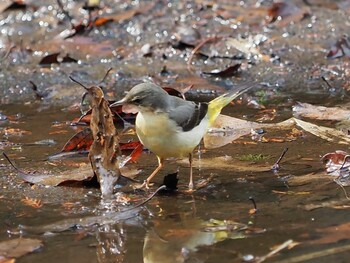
18 163 139 187
267 2 310 27
294 118 350 144
306 222 350 245
178 155 271 173
19 164 95 187
21 197 43 208
293 102 350 121
0 238 42 260
204 115 294 149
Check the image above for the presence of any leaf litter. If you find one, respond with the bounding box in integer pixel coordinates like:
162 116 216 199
2 1 350 262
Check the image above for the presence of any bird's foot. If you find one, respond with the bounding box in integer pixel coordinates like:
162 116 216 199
135 180 154 190
188 182 194 192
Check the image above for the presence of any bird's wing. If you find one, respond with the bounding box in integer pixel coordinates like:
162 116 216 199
168 97 208 132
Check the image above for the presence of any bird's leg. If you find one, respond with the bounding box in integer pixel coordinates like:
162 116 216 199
188 153 194 190
142 157 164 188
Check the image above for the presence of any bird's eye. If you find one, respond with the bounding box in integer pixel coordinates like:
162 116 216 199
132 98 141 104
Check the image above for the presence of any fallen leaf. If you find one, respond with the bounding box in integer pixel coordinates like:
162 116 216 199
178 155 271 172
226 36 269 61
327 35 350 59
293 102 350 120
321 150 350 186
1 128 31 137
79 83 121 197
39 52 78 65
322 150 349 175
204 115 294 149
0 238 42 260
92 2 156 26
19 164 95 187
267 2 310 27
202 64 241 78
303 199 350 211
294 118 350 144
307 222 350 245
0 0 28 13
60 128 93 152
122 141 143 163
272 190 310 195
21 197 43 208
172 25 201 47
18 162 139 187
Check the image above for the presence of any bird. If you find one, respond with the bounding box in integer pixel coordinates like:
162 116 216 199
111 82 254 190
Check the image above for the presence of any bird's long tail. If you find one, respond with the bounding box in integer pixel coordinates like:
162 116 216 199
207 82 255 126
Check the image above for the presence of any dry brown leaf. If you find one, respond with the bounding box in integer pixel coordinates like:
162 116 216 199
85 85 121 197
0 238 42 261
178 155 271 172
1 128 31 137
21 197 43 208
272 190 310 195
294 118 350 144
307 222 350 245
0 258 15 263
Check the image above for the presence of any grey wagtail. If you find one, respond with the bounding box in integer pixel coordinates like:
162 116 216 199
111 82 254 189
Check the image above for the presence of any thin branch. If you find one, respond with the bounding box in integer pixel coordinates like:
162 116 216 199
99 67 113 84
321 76 334 90
69 76 89 90
256 239 295 263
271 147 288 172
187 36 224 72
2 152 27 174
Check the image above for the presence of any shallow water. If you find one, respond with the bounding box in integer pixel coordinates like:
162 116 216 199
1 102 350 263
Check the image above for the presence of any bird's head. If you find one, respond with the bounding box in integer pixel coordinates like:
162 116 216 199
112 83 169 113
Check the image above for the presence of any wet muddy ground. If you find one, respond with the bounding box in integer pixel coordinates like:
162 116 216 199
1 0 350 262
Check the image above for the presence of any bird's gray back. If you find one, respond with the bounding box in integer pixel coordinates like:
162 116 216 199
168 96 208 132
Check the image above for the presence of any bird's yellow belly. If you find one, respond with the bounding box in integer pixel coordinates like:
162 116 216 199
136 111 209 158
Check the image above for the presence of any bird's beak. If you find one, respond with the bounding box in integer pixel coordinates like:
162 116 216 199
110 97 126 107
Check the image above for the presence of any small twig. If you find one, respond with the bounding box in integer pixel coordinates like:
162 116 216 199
255 239 295 263
321 76 334 90
249 196 258 214
2 152 26 174
335 181 350 200
69 76 89 90
56 0 74 27
129 185 166 209
187 36 224 72
99 67 113 84
276 242 350 263
271 147 288 172
249 196 257 210
0 44 16 62
75 108 91 123
29 81 44 100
